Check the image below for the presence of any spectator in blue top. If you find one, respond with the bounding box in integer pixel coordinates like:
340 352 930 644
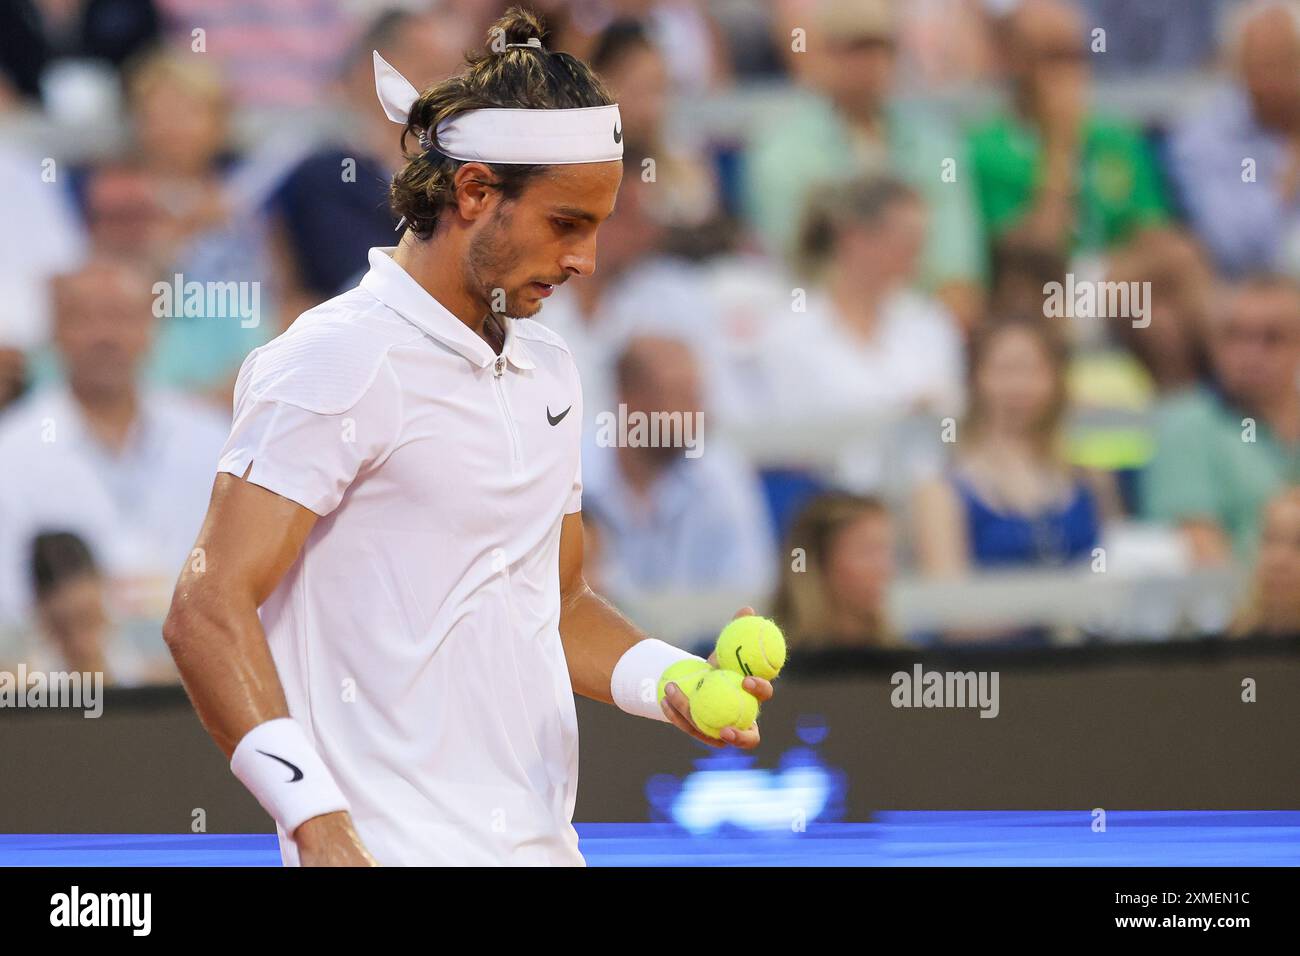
913 316 1116 583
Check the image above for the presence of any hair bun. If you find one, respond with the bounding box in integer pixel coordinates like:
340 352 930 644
492 6 549 50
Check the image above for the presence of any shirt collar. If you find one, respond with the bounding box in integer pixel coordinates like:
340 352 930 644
359 246 535 371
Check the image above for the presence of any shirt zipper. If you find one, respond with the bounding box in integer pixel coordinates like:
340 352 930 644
492 355 523 469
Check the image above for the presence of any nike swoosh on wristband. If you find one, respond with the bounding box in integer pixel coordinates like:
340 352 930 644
613 122 622 144
547 405 572 426
257 750 304 782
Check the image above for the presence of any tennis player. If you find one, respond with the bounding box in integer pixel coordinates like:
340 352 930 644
162 8 772 866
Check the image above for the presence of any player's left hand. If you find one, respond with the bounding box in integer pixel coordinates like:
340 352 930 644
659 606 774 749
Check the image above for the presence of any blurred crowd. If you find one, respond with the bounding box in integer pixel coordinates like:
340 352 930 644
1 0 1299 683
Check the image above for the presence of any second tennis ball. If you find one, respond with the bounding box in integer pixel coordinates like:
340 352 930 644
657 658 710 704
715 616 787 680
689 669 758 738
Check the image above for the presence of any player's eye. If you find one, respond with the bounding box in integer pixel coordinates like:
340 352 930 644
552 218 578 233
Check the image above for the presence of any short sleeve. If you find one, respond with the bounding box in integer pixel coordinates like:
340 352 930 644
217 357 402 516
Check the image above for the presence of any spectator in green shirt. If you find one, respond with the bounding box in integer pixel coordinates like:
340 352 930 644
743 0 985 331
968 0 1170 255
1142 276 1300 563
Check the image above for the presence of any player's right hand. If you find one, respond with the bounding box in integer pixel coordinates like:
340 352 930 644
294 811 380 866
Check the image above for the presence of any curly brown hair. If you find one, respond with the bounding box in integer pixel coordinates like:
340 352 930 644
389 6 615 239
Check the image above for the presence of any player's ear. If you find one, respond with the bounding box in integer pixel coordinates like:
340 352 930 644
450 163 500 222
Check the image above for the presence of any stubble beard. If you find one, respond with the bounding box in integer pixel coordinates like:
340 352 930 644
465 206 538 319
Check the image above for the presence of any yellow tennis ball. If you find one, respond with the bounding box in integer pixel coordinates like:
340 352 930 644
715 616 787 680
689 669 758 738
657 658 710 704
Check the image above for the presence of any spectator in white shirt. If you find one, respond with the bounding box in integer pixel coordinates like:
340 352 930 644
758 174 965 490
583 335 777 606
0 256 229 628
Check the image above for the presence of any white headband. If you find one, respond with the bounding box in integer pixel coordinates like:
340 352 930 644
372 50 623 165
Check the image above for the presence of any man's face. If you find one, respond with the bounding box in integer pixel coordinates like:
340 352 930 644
53 264 155 397
1240 10 1300 129
85 167 166 262
1008 0 1090 96
618 337 702 465
131 79 228 176
1213 286 1300 404
817 36 896 118
622 341 702 418
464 160 623 318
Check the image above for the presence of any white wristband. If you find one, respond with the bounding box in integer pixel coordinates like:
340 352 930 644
611 638 705 722
230 718 350 836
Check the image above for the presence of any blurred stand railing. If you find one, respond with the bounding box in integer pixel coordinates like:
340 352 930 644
717 406 1154 475
615 565 1245 650
1 558 1245 675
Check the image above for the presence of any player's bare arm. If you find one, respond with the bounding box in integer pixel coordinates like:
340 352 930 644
162 471 377 866
555 511 773 749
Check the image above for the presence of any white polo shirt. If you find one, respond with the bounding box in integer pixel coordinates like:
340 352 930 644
218 247 586 866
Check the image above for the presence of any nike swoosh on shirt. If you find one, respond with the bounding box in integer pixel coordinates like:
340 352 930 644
258 750 304 782
547 405 572 426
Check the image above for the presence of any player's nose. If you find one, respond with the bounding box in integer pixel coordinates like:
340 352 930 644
559 237 597 278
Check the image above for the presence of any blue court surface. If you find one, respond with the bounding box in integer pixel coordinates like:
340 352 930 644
2 812 1298 866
